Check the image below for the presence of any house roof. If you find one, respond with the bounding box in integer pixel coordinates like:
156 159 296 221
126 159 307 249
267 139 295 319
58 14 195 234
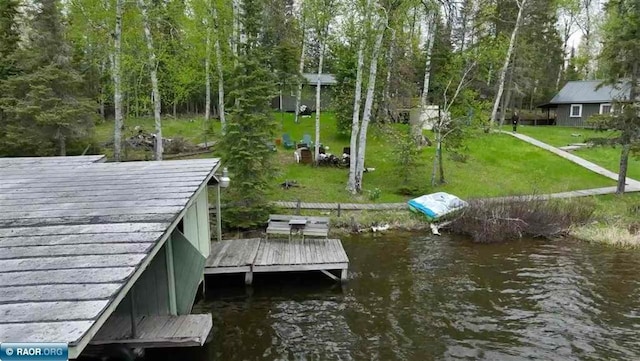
303 73 337 86
549 80 630 104
0 156 220 358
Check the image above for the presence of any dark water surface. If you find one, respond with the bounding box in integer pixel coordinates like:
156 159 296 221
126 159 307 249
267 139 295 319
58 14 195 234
154 233 640 360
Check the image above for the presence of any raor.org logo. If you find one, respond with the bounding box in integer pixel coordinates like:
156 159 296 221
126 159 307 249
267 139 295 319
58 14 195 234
0 343 67 361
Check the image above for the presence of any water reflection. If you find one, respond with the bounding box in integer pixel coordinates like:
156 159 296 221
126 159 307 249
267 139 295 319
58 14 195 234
148 233 640 361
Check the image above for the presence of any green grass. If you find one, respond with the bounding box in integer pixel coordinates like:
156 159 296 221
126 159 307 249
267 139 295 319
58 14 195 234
95 113 615 203
509 125 640 180
504 125 605 147
270 114 613 202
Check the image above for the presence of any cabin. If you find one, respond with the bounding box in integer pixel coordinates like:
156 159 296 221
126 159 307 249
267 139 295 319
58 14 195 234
273 73 337 113
0 156 221 359
540 80 630 127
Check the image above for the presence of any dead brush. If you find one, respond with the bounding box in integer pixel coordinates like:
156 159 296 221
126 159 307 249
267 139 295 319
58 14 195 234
446 197 595 243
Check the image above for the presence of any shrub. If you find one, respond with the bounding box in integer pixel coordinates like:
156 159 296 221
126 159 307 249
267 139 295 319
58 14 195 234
446 197 595 243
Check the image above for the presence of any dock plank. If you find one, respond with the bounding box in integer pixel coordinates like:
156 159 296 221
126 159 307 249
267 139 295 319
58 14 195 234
91 314 212 348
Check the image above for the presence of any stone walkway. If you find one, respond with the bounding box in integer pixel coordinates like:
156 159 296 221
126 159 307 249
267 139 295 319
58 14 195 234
272 131 640 211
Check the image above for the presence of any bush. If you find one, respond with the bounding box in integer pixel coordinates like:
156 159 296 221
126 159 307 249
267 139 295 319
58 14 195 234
447 198 595 243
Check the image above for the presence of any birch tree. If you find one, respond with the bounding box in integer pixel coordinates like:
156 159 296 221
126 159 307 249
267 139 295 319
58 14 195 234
490 0 526 127
346 0 369 194
212 0 226 133
204 5 211 123
138 0 163 160
112 0 124 161
417 7 436 143
294 9 306 124
354 15 387 192
309 0 334 164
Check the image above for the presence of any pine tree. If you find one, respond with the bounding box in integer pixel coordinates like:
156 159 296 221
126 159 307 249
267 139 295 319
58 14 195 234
0 0 96 156
218 0 278 229
0 0 19 81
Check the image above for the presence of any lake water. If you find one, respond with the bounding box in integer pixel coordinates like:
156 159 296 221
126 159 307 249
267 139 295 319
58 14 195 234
150 233 640 360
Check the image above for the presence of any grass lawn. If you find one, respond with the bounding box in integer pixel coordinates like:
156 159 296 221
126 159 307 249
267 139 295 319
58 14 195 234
270 114 613 202
511 125 640 180
94 113 615 203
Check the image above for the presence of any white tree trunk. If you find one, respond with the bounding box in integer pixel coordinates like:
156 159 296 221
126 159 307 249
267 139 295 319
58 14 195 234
212 2 226 133
355 20 386 192
314 36 325 164
420 18 435 110
417 16 436 140
112 0 123 162
346 30 366 194
138 0 163 160
205 28 211 122
294 20 306 124
490 0 525 126
232 0 239 57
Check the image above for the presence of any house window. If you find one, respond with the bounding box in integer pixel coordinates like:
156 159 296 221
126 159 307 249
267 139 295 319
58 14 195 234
570 104 582 118
600 103 612 114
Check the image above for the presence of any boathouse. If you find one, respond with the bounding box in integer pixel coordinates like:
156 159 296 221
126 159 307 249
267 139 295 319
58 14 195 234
0 156 220 359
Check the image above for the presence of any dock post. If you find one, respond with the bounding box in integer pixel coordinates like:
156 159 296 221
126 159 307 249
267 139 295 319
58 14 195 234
296 199 301 215
340 268 348 283
245 266 253 286
216 184 222 242
337 203 341 217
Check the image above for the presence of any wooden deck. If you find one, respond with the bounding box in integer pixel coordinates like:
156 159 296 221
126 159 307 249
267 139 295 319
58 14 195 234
91 314 212 348
205 238 349 284
0 156 220 359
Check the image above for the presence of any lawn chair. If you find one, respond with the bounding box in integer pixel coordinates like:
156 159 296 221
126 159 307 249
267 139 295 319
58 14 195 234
301 134 313 148
282 133 295 149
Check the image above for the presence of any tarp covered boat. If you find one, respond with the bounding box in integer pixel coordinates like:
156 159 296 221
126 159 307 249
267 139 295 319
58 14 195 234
408 192 468 221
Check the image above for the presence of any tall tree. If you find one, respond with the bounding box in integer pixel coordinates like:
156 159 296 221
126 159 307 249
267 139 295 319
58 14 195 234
596 0 640 194
112 0 124 161
212 0 226 133
354 14 386 192
346 0 369 194
218 0 278 228
490 0 526 126
0 0 96 156
138 0 163 160
0 0 19 82
294 9 306 124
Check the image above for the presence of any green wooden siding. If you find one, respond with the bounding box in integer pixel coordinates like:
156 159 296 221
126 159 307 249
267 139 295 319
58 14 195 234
556 103 602 127
183 190 211 258
195 191 211 257
113 246 171 317
171 230 206 315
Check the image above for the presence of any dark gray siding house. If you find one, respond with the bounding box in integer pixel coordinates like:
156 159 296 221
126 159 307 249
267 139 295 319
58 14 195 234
272 73 337 112
541 80 629 127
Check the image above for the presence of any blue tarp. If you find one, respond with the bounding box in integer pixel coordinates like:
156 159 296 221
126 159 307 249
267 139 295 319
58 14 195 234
408 192 468 221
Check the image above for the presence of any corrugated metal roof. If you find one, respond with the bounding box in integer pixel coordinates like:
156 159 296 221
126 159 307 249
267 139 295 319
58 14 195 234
303 73 337 86
549 80 630 104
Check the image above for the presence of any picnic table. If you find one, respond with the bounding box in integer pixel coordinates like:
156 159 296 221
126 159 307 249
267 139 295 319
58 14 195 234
266 214 330 240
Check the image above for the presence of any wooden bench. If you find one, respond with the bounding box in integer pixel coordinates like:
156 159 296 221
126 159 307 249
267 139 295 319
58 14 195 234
266 214 330 240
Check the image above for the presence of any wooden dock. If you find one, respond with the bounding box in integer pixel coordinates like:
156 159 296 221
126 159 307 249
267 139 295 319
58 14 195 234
205 238 349 284
91 314 212 348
